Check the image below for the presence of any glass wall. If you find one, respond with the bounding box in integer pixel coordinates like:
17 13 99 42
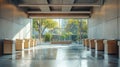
32 18 88 44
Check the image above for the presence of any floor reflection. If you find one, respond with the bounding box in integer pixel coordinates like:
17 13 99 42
0 44 119 67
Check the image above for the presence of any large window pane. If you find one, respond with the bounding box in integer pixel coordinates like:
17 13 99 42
32 18 88 44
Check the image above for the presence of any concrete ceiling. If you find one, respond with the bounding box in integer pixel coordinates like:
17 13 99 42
11 0 104 18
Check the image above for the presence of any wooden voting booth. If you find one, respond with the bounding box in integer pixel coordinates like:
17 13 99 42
3 40 13 54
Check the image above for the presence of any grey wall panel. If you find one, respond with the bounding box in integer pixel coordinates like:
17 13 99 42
118 0 120 17
0 4 31 40
105 0 118 21
118 18 120 39
88 0 119 40
103 19 118 39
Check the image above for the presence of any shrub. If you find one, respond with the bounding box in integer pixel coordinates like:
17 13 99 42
44 33 52 42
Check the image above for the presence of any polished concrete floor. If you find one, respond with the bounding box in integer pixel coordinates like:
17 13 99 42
0 44 120 67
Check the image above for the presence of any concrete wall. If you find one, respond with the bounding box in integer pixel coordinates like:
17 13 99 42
88 0 120 40
0 3 31 40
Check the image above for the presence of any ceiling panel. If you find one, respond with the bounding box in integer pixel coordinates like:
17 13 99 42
50 6 62 11
62 0 74 11
12 0 104 18
71 7 91 11
48 0 62 4
27 7 41 11
74 0 98 3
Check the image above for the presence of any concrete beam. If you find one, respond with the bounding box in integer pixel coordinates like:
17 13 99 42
28 13 90 18
18 4 101 7
27 11 91 14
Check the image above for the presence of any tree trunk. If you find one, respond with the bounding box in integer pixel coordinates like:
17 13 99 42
37 20 42 44
38 31 41 44
41 26 47 35
79 19 82 44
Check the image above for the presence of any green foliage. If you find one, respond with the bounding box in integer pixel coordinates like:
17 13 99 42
65 19 88 39
33 18 58 34
61 33 67 40
82 33 88 38
32 18 58 40
44 33 52 42
61 32 72 40
81 19 88 33
32 18 88 41
66 32 72 35
32 35 36 39
44 19 58 29
65 19 79 34
49 27 60 34
33 18 39 31
81 19 88 39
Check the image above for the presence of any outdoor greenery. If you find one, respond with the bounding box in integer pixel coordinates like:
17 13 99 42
33 18 58 41
32 18 88 43
63 19 88 41
65 19 79 34
61 32 72 40
44 33 52 42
